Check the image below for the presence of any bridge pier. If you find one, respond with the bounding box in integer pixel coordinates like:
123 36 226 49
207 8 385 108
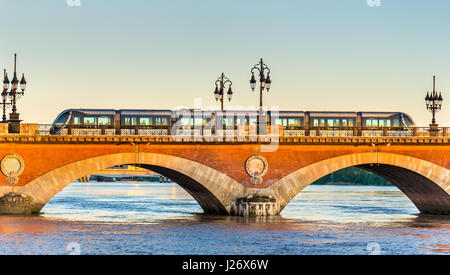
0 192 34 215
230 193 280 216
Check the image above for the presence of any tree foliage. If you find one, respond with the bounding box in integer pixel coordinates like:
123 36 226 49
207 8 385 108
313 167 392 186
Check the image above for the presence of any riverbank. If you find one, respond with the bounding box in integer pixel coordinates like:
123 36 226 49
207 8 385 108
313 181 393 186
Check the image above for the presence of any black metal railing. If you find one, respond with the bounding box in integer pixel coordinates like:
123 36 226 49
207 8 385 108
32 124 450 138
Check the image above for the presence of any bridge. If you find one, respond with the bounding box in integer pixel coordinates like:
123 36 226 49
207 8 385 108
0 125 449 216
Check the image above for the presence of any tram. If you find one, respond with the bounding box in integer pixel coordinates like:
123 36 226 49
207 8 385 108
49 108 415 136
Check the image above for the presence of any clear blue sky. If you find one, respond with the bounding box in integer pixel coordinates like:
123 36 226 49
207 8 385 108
1 0 449 125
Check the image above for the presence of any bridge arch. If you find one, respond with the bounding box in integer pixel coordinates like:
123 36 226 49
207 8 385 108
19 152 245 215
267 152 450 215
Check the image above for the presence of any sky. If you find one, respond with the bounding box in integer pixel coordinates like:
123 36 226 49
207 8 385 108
0 0 449 126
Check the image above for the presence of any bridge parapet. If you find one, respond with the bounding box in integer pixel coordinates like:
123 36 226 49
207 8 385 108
33 124 450 137
0 123 39 136
0 124 6 135
0 134 448 145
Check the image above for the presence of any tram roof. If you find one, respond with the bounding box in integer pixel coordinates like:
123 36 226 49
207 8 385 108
69 109 116 116
119 109 172 116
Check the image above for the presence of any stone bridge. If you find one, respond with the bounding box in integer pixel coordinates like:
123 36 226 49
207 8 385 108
0 134 449 216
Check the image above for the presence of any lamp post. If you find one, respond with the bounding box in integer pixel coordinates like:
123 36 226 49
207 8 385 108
250 58 271 134
2 53 27 133
425 76 443 136
250 58 271 108
213 73 233 111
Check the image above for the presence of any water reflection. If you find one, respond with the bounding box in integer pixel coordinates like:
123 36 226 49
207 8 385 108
0 182 448 255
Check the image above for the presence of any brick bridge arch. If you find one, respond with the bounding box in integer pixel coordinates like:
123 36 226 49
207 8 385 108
18 152 245 215
267 152 450 215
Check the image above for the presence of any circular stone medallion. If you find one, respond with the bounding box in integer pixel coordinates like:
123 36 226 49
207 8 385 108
1 154 25 183
245 154 268 179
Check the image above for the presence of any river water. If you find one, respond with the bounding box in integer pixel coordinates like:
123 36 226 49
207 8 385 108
0 182 448 255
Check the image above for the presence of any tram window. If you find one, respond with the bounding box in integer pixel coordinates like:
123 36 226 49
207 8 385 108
124 116 137 126
98 116 111 125
236 117 248 126
348 119 354 127
366 119 378 127
313 119 319 127
73 116 81 125
155 117 161 125
162 117 169 125
379 119 390 128
404 118 414 127
222 117 234 126
249 117 257 126
288 118 301 127
194 117 203 125
84 116 96 125
139 117 152 125
180 117 192 125
327 119 339 127
342 119 347 127
275 118 287 126
327 119 333 127
393 119 400 127
320 119 325 127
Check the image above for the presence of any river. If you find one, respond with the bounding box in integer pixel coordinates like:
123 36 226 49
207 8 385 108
0 182 448 255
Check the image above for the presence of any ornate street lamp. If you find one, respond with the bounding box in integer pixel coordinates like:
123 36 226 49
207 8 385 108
425 76 443 136
250 58 271 134
2 53 27 133
250 58 271 108
214 72 233 111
